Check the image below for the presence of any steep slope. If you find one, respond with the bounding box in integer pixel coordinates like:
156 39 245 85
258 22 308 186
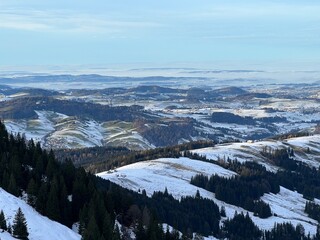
0 188 80 240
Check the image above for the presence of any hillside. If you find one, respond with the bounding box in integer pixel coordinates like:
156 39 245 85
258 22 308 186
191 135 320 169
0 188 80 240
98 134 320 238
1 105 320 239
2 83 320 151
0 120 222 240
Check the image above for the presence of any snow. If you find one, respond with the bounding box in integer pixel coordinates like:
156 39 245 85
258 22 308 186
5 110 64 143
0 231 16 240
4 111 153 150
0 188 80 240
46 119 105 149
97 157 236 200
98 153 320 236
258 187 318 235
192 135 320 171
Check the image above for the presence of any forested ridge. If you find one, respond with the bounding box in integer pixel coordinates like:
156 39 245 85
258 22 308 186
1 119 320 239
0 96 148 121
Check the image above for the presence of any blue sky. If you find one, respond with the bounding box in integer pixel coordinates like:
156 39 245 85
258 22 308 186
1 0 320 68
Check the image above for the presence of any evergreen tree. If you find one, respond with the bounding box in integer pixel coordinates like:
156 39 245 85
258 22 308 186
59 176 72 227
223 212 261 240
315 225 320 240
82 216 100 240
7 223 12 234
8 173 19 196
26 178 37 207
36 182 48 215
102 212 113 239
46 177 61 221
0 210 7 231
78 204 89 235
12 207 29 239
113 225 121 240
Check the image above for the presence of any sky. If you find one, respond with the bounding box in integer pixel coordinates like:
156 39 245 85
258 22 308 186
1 0 320 69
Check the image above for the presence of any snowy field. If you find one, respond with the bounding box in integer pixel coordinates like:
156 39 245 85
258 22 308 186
192 135 320 170
0 188 80 240
98 157 236 199
97 155 319 235
4 111 153 150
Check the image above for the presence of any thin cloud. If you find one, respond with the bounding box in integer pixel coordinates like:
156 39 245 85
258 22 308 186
184 3 320 20
0 9 162 34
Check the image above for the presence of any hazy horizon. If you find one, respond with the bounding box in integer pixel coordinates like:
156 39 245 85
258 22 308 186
1 1 320 68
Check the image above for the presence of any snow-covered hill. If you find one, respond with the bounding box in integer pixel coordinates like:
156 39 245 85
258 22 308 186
5 110 153 150
191 134 320 169
97 157 236 200
97 135 320 236
0 188 80 240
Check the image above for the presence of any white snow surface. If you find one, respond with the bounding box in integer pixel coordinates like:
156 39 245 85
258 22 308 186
0 188 80 240
4 111 152 150
0 231 15 240
97 157 236 200
97 153 320 235
192 134 320 170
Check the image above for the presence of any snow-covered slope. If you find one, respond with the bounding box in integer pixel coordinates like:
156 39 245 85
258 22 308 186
5 111 153 150
97 157 236 200
191 134 320 170
97 136 320 236
0 188 80 240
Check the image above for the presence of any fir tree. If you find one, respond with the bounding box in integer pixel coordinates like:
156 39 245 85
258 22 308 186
7 223 12 234
102 211 113 238
0 210 7 231
8 173 19 196
26 178 37 207
46 177 61 221
12 207 29 239
113 225 121 240
82 216 100 240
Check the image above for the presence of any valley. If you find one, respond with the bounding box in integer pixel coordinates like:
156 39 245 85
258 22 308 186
0 73 320 239
1 77 319 151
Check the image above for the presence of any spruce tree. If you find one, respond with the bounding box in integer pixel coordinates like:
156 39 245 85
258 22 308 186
36 182 48 215
8 173 19 196
12 207 29 239
46 177 61 221
7 223 12 234
0 210 7 231
26 178 37 207
82 216 100 240
102 212 113 238
113 225 121 240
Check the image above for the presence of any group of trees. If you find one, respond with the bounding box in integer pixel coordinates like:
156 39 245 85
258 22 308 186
189 146 320 203
261 147 296 170
190 160 279 219
138 118 198 147
305 201 320 222
264 222 314 240
0 121 219 239
2 118 320 239
0 96 148 122
0 208 29 239
54 146 130 167
82 140 214 173
191 173 273 218
211 112 256 125
221 212 320 240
